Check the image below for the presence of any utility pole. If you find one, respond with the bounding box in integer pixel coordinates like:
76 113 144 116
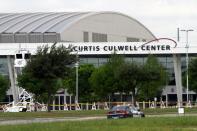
75 53 79 104
181 29 194 103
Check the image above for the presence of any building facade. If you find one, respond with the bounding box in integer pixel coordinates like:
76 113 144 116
0 12 195 107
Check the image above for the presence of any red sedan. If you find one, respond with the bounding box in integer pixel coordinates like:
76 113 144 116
107 105 133 119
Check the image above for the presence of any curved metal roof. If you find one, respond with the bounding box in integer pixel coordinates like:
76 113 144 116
0 12 90 34
0 11 155 38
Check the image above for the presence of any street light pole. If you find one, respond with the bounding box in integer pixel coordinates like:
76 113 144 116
181 29 194 103
75 53 79 104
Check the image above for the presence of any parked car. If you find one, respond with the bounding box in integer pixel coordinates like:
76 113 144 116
130 106 145 117
107 105 145 119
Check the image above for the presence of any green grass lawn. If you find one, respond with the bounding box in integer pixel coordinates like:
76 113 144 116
142 107 197 115
1 116 197 131
0 110 107 120
0 107 197 120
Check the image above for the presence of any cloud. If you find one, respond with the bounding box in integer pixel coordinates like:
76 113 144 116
0 0 196 17
0 0 196 44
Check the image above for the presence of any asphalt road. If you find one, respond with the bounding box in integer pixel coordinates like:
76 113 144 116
0 116 106 125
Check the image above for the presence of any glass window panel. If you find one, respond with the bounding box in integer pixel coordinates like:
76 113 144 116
181 57 186 62
124 57 131 62
166 57 173 62
181 56 186 69
0 58 8 75
166 62 174 69
166 68 174 74
143 57 147 63
158 57 167 63
132 57 144 64
160 62 167 67
99 58 108 65
79 58 88 64
87 58 98 65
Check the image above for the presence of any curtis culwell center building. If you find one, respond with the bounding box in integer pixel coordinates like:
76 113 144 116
0 12 196 109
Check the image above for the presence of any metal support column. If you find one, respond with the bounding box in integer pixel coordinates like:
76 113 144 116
173 54 183 107
58 95 61 110
7 56 19 103
70 95 72 110
166 94 168 107
64 89 67 104
53 100 55 111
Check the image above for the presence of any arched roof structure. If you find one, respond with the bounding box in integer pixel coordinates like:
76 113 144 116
0 12 156 43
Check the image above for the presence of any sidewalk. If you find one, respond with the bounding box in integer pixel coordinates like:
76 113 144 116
0 116 106 125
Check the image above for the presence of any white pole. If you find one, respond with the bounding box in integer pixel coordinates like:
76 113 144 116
181 29 194 103
186 31 189 103
75 53 79 104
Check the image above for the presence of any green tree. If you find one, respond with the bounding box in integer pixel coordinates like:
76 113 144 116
185 58 197 94
65 64 96 102
139 54 168 101
18 43 76 112
89 65 113 101
0 74 9 102
89 54 124 101
116 54 168 104
116 62 143 105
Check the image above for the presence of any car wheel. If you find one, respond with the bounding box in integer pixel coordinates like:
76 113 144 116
141 114 145 117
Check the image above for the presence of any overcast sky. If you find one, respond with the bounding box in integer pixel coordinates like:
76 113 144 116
0 0 196 46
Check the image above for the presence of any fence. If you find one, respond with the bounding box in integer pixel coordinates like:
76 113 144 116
1 101 197 112
49 100 197 111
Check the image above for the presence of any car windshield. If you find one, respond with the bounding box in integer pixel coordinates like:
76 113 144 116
111 106 128 111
